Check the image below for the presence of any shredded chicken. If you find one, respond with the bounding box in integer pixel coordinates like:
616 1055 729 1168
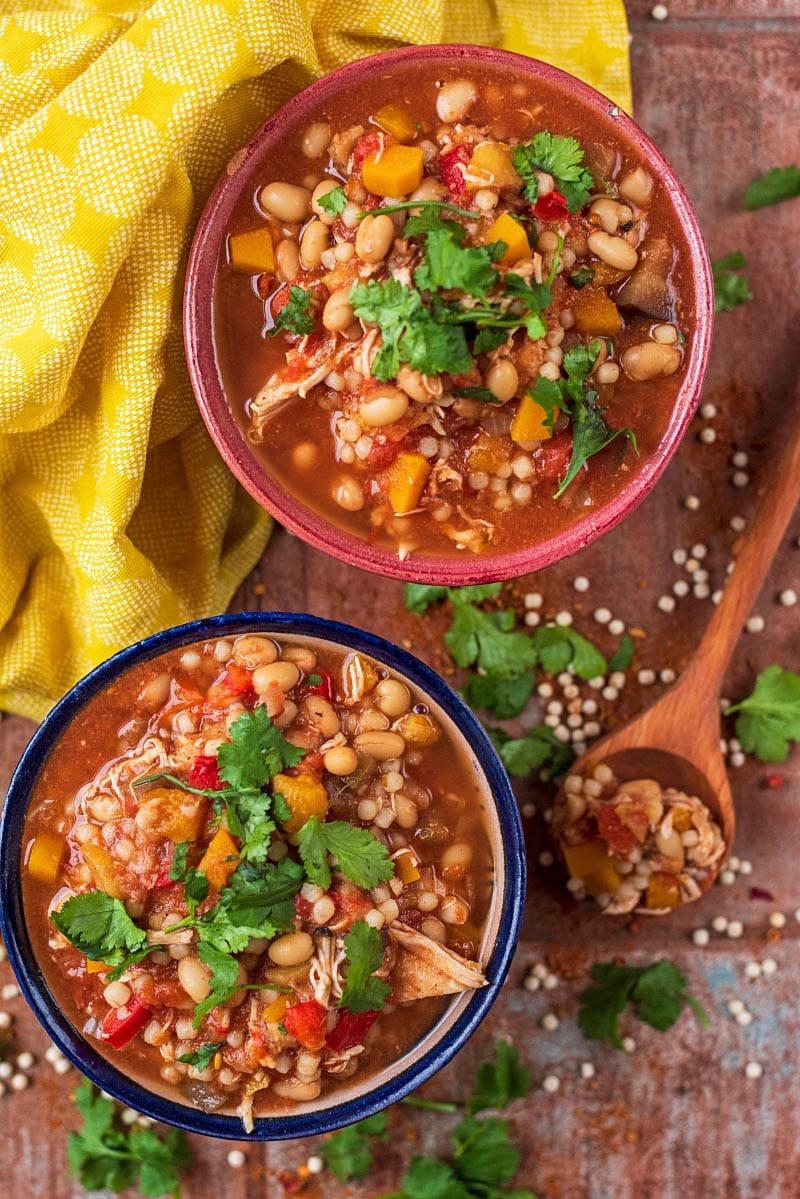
309 935 346 1007
388 923 486 1002
250 338 352 434
78 734 174 817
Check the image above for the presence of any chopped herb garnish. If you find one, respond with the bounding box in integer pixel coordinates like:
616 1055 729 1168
269 285 315 337
297 816 394 890
607 633 635 673
350 277 473 381
339 921 392 1014
487 724 575 780
317 185 347 217
322 1112 389 1182
726 665 800 762
744 164 800 210
452 385 502 405
52 892 147 970
68 1080 192 1197
712 251 752 314
461 671 534 719
467 1040 532 1116
568 266 596 289
168 842 208 918
414 228 503 298
529 624 607 681
176 1042 224 1071
306 672 323 686
193 943 240 1026
578 959 709 1048
513 131 594 211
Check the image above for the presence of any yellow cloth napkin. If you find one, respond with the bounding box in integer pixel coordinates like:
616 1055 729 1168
0 0 631 722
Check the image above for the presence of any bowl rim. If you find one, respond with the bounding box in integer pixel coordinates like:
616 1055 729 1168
183 42 714 585
0 611 525 1140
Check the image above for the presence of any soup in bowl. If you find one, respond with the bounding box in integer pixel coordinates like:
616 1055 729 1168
185 44 713 583
0 614 524 1139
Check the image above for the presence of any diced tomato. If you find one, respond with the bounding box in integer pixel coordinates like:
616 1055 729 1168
292 750 325 781
597 805 639 856
270 286 289 318
220 662 256 703
295 894 315 922
190 755 223 791
282 999 328 1051
533 189 569 221
352 131 391 172
540 430 573 480
101 999 152 1050
368 436 405 470
438 143 471 199
308 670 336 702
326 1010 378 1052
330 881 374 929
396 906 424 930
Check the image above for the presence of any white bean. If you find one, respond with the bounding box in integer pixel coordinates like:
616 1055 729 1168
587 229 638 272
302 121 331 159
260 182 312 223
359 387 408 427
436 78 477 123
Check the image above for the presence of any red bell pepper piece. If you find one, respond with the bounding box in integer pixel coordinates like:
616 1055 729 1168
101 999 152 1050
532 189 569 221
282 999 328 1051
540 430 573 480
220 662 256 704
597 805 639 856
308 670 336 702
438 143 471 200
326 1010 379 1052
190 755 223 791
352 130 390 172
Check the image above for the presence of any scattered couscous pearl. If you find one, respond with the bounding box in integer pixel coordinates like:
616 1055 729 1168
672 548 688 565
227 1150 246 1169
769 912 786 929
745 1061 763 1080
522 802 536 818
732 470 750 488
546 700 564 715
779 589 798 607
638 669 656 685
524 974 541 992
673 580 690 597
761 958 778 976
580 1062 596 1079
727 921 744 939
744 962 762 980
524 592 543 610
692 543 707 559
555 610 573 627
660 668 677 684
739 860 753 875
541 1013 560 1031
542 1075 560 1093
0 1063 12 1080
700 402 717 419
694 569 709 583
692 929 710 946
651 3 669 19
736 1010 753 1027
730 751 746 767
728 855 741 870
711 916 729 933
554 725 571 743
719 869 736 885
621 1037 636 1054
712 590 723 605
686 557 701 574
593 607 612 624
699 427 716 445
543 974 559 991
0 1013 11 1031
727 999 745 1015
602 686 619 701
54 1058 71 1075
44 1046 61 1064
538 850 555 867
544 714 560 728
15 1053 33 1071
694 583 711 600
573 576 590 592
137 1117 153 1128
306 1156 324 1175
121 1108 139 1126
657 595 676 613
609 671 626 689
583 720 602 737
532 964 549 981
608 619 626 636
537 682 554 698
582 698 598 714
524 611 541 628
745 615 765 633
684 495 701 510
730 515 746 532
0 985 18 1002
731 451 749 468
10 1073 28 1092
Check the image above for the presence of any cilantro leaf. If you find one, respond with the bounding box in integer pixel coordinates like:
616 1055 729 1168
269 285 315 337
744 164 800 210
176 1042 224 1071
403 583 449 614
400 1156 465 1199
555 387 637 498
317 185 347 216
322 1112 388 1182
486 724 574 779
218 706 306 791
530 625 607 680
340 921 392 1014
452 1116 520 1189
193 942 240 1026
461 671 534 719
404 210 468 242
446 605 536 678
726 664 800 761
527 376 562 435
567 266 596 289
350 278 473 381
607 633 634 673
198 858 304 954
450 584 504 605
452 385 502 404
467 1041 531 1115
712 251 752 314
297 817 394 890
52 892 147 968
414 228 501 298
513 132 594 211
578 959 709 1049
168 842 209 918
473 325 510 354
68 1081 191 1197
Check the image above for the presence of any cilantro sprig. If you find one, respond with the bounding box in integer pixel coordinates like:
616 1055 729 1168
176 1042 224 1071
513 131 594 211
52 893 147 970
317 185 347 217
712 251 752 314
68 1081 191 1197
298 816 394 890
340 921 392 1014
322 1112 389 1182
744 164 800 210
726 664 800 762
578 960 709 1049
270 285 316 337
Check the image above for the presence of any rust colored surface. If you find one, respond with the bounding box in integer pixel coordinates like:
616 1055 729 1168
1 4 799 1196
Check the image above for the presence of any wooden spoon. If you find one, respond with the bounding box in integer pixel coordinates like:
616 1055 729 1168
558 402 800 884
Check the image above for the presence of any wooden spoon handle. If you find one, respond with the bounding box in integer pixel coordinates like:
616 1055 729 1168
684 396 800 695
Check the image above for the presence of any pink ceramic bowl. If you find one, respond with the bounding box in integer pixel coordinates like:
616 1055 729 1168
184 44 713 585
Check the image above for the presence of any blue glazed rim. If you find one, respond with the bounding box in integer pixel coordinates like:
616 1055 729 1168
0 612 525 1141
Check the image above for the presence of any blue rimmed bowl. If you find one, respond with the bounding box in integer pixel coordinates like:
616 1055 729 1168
0 612 525 1140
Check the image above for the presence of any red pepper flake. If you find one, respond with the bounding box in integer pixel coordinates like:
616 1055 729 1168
532 189 569 221
765 774 785 789
749 886 775 901
277 1169 308 1195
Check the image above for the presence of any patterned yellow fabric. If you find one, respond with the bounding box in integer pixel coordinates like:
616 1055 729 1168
0 0 631 722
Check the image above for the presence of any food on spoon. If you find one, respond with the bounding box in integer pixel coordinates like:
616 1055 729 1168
551 767 725 914
214 61 698 562
22 634 493 1130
